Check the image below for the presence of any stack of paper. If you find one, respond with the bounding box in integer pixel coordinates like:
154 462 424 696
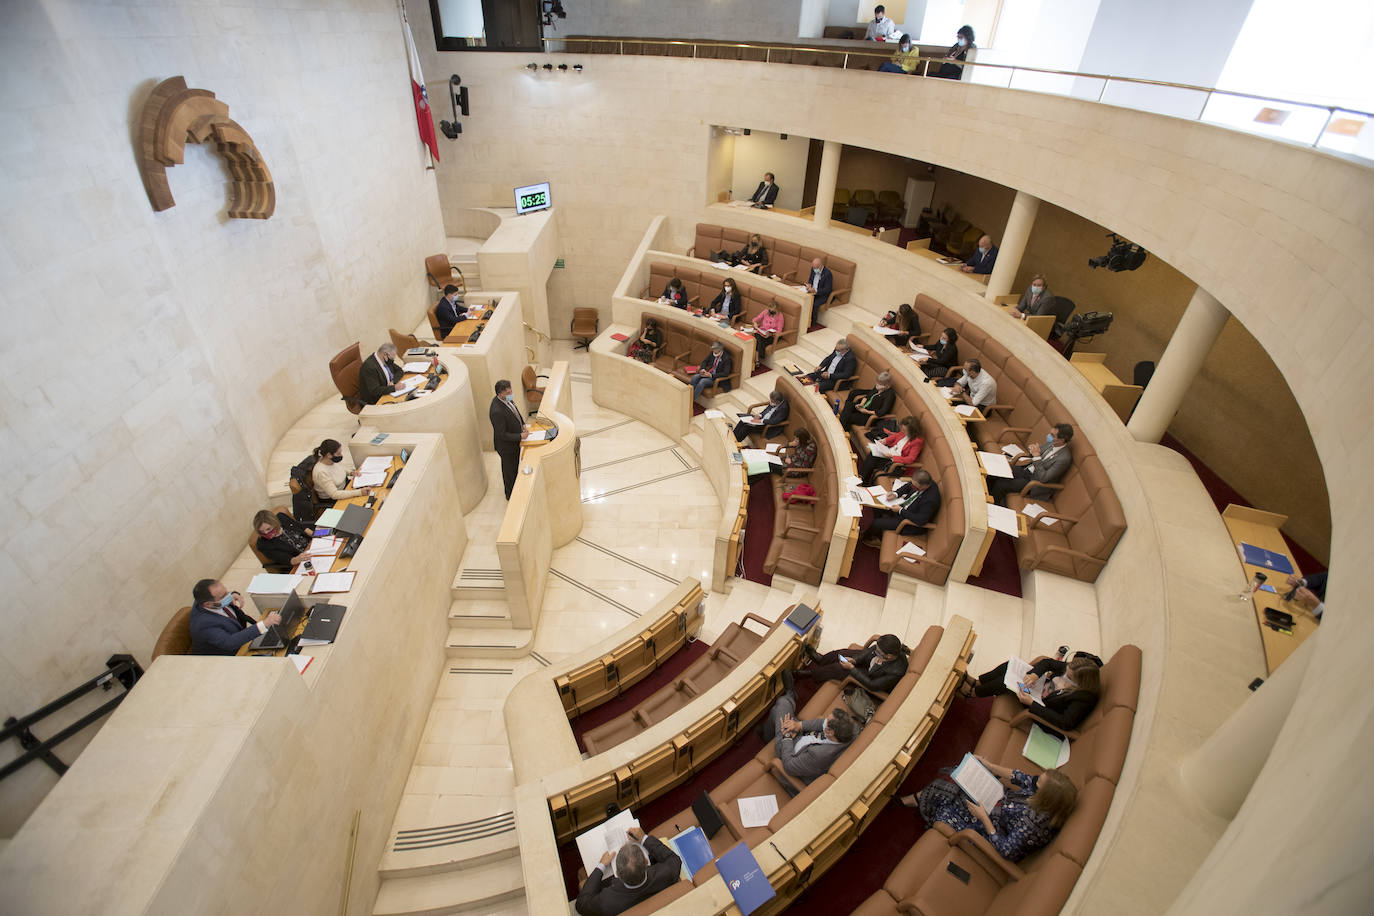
873 325 902 336
951 753 1004 812
248 573 303 593
1022 724 1071 769
358 456 392 474
1003 657 1048 705
711 261 732 269
703 409 726 419
392 377 422 397
869 440 897 458
737 795 779 829
986 504 1020 537
308 537 342 557
910 345 930 357
737 412 761 424
1001 443 1026 459
353 470 388 488
954 404 978 417
575 810 640 876
1021 502 1047 520
977 451 1014 478
401 361 432 373
314 508 344 530
764 443 781 454
667 826 714 880
896 541 926 558
839 497 864 517
311 571 356 594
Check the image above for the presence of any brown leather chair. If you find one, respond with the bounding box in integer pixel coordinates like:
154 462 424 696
425 254 464 293
522 365 546 413
571 308 599 350
152 606 194 661
390 328 435 353
329 342 366 414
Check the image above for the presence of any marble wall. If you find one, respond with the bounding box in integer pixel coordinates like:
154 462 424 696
0 0 446 832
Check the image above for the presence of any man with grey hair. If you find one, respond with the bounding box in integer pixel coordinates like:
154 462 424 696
575 825 681 916
689 339 733 400
358 342 405 405
799 337 857 394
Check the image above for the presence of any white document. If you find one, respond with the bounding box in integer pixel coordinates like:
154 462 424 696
940 386 956 400
1001 443 1026 459
954 404 978 417
839 497 864 517
951 753 1005 813
987 504 1021 538
290 655 313 675
412 388 432 397
1039 516 1058 526
849 487 875 507
524 430 548 442
737 795 780 829
358 456 393 474
353 470 388 488
740 448 770 464
872 325 902 336
575 810 640 876
737 412 761 424
401 361 431 373
1021 502 1047 519
765 443 782 455
977 451 1014 478
868 441 897 458
896 541 926 557
711 261 733 269
843 474 863 486
248 573 302 594
392 377 422 397
460 343 478 350
1003 657 1049 705
703 409 726 419
910 345 930 357
308 537 341 557
792 284 809 291
311 571 356 594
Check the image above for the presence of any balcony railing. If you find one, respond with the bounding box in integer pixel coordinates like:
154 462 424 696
540 36 1373 163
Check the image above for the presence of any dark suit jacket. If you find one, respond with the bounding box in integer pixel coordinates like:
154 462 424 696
965 245 999 275
1016 287 1054 316
893 481 942 531
847 386 897 421
489 396 524 455
750 181 779 206
846 644 910 693
661 284 689 309
1016 445 1072 500
709 290 739 319
779 714 849 784
698 350 732 380
816 348 857 381
806 266 834 307
923 340 959 377
358 353 404 405
189 604 260 656
256 512 312 573
575 836 682 916
435 295 466 338
759 397 790 426
1027 659 1099 732
1303 570 1328 600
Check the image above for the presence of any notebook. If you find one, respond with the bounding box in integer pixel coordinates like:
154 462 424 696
333 504 373 538
1239 542 1294 575
298 604 347 645
783 603 819 635
715 842 775 915
667 826 714 880
692 791 726 839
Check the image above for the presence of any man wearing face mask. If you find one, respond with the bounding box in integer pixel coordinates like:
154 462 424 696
1016 274 1055 318
358 343 405 405
189 578 282 656
490 379 529 500
864 5 897 42
961 235 998 275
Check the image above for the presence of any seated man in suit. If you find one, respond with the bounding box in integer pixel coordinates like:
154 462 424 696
689 340 733 400
803 257 834 308
1015 274 1054 319
797 633 910 693
936 359 997 411
749 171 779 208
575 826 681 916
188 578 282 656
798 338 857 394
838 370 895 428
1285 570 1328 621
863 468 942 544
961 234 998 275
434 284 466 339
989 423 1073 504
733 388 789 442
759 671 859 786
358 342 405 405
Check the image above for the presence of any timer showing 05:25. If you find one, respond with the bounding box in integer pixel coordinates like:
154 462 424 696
520 191 547 209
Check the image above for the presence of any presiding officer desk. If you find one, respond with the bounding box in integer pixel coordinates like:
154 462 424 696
416 290 530 431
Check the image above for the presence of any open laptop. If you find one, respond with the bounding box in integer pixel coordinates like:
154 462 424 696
250 590 308 652
333 503 374 538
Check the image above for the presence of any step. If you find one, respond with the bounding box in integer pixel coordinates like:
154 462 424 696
372 853 524 916
822 304 872 334
379 808 520 879
878 588 915 642
451 567 506 601
445 626 533 658
448 599 514 628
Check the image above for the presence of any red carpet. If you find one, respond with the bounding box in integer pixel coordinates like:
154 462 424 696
752 363 774 378
838 528 888 598
741 475 775 586
966 530 1023 598
569 640 711 753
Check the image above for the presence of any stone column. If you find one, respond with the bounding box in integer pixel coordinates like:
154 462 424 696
813 140 842 227
1179 634 1315 818
1126 287 1230 442
985 190 1040 301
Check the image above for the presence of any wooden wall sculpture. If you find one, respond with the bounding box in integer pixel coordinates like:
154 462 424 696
136 76 275 220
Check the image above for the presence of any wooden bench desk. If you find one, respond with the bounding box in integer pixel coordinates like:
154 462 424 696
1221 504 1319 674
1069 352 1143 423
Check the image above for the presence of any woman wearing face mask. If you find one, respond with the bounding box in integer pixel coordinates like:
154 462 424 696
752 301 786 359
934 25 975 80
311 438 372 502
708 278 740 323
253 509 312 573
732 234 769 274
878 33 920 74
1015 274 1055 318
914 327 959 379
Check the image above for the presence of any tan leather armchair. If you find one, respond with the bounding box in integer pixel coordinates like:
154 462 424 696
522 365 547 414
329 342 366 414
571 308 599 349
390 328 436 352
152 607 194 661
424 253 465 293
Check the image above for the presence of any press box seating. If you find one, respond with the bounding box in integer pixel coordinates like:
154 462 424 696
851 645 1141 916
636 313 745 399
905 294 1126 583
840 334 965 585
758 383 839 585
642 261 803 348
622 627 948 915
687 223 856 309
581 612 783 756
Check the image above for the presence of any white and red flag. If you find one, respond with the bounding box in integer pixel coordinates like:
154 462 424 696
401 3 439 162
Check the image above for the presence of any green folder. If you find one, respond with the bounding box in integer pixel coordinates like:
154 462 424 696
1022 724 1067 770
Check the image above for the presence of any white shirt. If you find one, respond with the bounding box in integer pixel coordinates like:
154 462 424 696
960 370 997 408
375 352 394 384
811 267 823 286
824 352 845 375
793 732 838 754
865 17 897 41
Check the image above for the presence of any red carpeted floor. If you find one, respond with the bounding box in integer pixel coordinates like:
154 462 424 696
568 640 711 753
741 474 776 586
838 539 889 598
966 530 1024 598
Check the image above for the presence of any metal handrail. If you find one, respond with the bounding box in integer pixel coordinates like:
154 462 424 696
540 36 1374 148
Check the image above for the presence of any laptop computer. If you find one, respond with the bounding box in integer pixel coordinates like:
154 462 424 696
298 604 347 645
333 503 373 538
783 603 819 635
692 791 726 839
250 591 308 651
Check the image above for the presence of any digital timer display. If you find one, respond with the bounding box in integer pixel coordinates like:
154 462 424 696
514 181 552 215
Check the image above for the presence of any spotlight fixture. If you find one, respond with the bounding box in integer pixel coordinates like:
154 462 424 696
526 62 538 71
542 63 553 71
573 63 582 72
438 74 469 140
557 63 568 71
780 133 788 140
743 128 751 136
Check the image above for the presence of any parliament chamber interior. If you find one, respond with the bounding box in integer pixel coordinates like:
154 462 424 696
1 0 1372 914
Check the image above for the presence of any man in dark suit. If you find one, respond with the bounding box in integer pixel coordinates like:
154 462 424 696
749 172 779 207
690 341 733 399
803 257 834 308
759 672 858 786
575 826 681 916
358 343 405 405
799 338 857 393
961 235 998 275
989 423 1073 504
733 389 789 442
489 379 527 500
798 634 909 694
434 284 466 339
864 468 941 542
188 578 281 656
1015 275 1054 317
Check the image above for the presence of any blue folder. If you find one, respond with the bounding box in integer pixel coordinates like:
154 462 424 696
716 842 775 916
1240 542 1294 575
667 826 714 879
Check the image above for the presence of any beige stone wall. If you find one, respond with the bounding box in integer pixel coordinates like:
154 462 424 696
0 0 446 832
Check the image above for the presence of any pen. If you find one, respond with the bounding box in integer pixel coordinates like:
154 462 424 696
769 840 784 860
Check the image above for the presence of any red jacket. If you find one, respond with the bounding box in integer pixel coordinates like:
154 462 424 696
883 431 924 467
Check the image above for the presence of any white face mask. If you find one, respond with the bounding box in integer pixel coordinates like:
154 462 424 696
958 37 968 47
1031 285 1043 294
